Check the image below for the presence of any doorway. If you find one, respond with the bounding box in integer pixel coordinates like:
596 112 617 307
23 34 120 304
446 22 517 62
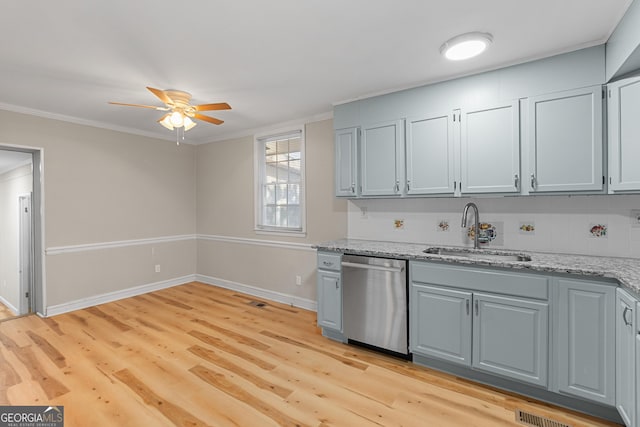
0 147 43 320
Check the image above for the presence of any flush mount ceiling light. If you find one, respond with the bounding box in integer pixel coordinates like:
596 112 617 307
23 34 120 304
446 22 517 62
440 32 493 61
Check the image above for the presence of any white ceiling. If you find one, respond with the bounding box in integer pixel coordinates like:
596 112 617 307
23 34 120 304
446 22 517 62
0 0 632 147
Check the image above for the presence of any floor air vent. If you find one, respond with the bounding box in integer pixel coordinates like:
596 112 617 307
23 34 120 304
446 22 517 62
516 410 571 427
248 301 267 308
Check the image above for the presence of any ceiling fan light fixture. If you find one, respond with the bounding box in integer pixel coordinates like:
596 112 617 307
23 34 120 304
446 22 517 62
440 32 493 61
183 116 197 131
159 115 174 130
169 111 184 127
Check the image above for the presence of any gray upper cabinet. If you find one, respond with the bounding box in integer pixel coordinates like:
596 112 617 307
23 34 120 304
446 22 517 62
461 101 521 194
555 279 616 405
405 112 456 195
360 120 404 196
616 288 637 427
527 85 604 193
472 292 548 387
608 75 640 193
335 127 359 197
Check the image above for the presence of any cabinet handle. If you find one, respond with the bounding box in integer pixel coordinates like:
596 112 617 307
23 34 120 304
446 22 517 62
335 279 339 289
530 174 537 189
323 261 333 267
466 299 470 315
622 306 633 327
474 299 479 316
514 174 519 189
407 180 411 192
395 180 400 193
453 181 457 191
350 183 355 193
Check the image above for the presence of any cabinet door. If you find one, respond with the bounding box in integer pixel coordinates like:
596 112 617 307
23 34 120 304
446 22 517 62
410 284 472 365
473 293 548 387
317 270 342 332
335 127 359 197
405 112 456 195
528 85 603 193
616 288 636 427
360 120 404 196
460 101 520 194
608 76 640 192
556 279 615 405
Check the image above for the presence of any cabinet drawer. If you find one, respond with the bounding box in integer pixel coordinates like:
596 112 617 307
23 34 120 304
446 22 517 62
411 261 548 300
318 252 342 271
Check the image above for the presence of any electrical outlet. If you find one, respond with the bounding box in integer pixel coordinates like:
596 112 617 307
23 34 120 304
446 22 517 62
632 210 640 228
155 264 161 273
295 275 302 286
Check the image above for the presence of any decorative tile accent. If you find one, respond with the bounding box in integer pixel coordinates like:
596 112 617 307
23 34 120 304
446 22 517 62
467 221 503 246
394 219 404 230
437 220 450 232
589 223 607 238
519 222 535 235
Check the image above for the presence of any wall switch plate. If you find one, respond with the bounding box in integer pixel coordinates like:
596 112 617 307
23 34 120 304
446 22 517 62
631 210 640 228
295 275 302 286
155 264 161 273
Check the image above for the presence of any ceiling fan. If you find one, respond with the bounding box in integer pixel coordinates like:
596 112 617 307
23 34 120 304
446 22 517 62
109 87 231 132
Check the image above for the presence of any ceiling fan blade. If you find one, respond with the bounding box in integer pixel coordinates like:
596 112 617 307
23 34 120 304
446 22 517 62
146 86 172 105
193 113 224 125
108 101 168 110
194 102 231 111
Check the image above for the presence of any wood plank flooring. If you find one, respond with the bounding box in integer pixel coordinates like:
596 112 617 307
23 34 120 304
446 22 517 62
0 282 622 427
0 301 15 321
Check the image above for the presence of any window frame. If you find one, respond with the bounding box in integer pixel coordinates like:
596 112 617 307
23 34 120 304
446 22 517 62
254 125 306 237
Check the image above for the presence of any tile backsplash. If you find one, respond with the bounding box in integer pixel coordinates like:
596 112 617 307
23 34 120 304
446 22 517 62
347 195 640 258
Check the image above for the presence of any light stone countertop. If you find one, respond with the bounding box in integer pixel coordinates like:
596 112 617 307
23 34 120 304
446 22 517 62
315 239 640 296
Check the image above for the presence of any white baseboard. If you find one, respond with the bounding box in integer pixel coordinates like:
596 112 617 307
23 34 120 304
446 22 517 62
45 275 197 317
195 274 317 312
0 295 18 316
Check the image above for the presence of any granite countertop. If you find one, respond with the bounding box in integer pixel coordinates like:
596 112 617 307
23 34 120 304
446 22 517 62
315 238 640 296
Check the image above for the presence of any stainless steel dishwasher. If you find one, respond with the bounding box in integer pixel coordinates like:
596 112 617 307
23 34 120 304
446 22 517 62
341 254 409 357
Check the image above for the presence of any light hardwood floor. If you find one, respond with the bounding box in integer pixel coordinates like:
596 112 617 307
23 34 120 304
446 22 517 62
0 282 622 426
0 301 16 321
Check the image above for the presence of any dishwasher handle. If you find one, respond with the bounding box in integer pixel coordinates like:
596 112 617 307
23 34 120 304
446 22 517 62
341 261 404 273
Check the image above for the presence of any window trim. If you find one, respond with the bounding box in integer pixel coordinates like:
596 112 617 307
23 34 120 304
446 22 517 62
254 125 306 237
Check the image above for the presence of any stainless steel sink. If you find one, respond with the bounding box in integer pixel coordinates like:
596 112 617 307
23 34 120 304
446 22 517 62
423 247 532 262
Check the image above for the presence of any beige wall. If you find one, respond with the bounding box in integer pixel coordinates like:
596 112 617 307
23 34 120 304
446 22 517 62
0 110 197 313
0 163 32 312
196 118 347 303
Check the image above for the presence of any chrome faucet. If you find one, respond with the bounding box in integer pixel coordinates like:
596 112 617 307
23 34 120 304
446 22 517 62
461 202 486 249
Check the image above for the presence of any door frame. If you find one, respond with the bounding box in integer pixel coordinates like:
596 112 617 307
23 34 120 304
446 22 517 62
0 145 45 316
18 193 33 314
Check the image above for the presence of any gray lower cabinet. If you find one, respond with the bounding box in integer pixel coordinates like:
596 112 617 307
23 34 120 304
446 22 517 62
472 292 548 387
410 262 549 387
555 279 616 405
636 301 640 427
317 252 342 332
616 288 637 427
410 284 472 365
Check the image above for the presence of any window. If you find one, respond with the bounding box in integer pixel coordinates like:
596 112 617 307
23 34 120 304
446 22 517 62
255 127 305 235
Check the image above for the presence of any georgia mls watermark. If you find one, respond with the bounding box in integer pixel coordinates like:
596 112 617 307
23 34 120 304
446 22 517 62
0 406 64 427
